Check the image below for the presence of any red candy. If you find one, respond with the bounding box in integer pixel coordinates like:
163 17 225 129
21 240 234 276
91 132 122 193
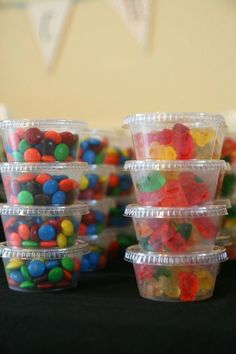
108 174 120 188
135 264 154 281
30 224 40 241
178 272 199 301
63 270 73 281
16 173 35 183
41 155 55 162
24 148 41 162
25 128 43 145
73 257 80 271
59 179 74 192
18 224 30 240
35 174 52 184
44 131 62 144
61 131 74 146
193 217 217 239
8 232 21 247
40 241 58 247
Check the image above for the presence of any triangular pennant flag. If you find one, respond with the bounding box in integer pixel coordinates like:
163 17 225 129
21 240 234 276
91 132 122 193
27 0 72 69
109 0 151 48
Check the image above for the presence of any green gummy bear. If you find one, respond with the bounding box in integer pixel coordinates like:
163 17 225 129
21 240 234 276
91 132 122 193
138 171 166 192
154 267 172 280
175 223 192 240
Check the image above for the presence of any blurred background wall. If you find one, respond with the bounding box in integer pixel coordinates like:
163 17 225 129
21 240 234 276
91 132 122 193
0 0 236 128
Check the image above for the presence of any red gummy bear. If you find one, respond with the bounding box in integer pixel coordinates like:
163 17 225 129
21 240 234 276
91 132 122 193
171 124 195 159
178 272 199 301
160 180 189 207
162 230 188 253
147 129 174 146
135 264 154 281
185 183 210 206
193 217 217 239
137 189 166 206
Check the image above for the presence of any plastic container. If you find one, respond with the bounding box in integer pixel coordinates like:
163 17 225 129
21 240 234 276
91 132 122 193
107 167 134 197
124 204 228 253
78 198 114 236
124 160 228 207
107 196 135 228
0 119 87 163
0 240 88 292
0 203 89 248
123 112 226 160
79 233 110 272
78 164 114 200
0 162 88 206
125 245 228 302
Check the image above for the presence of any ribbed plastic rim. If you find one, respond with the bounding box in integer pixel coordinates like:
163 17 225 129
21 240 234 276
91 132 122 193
0 240 89 259
215 235 232 247
87 164 115 174
124 245 228 265
123 112 225 128
0 203 89 216
124 160 228 171
0 162 88 173
124 204 228 218
0 119 87 129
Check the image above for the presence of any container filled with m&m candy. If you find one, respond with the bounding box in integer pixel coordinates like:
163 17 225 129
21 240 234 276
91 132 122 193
124 160 228 207
0 240 88 292
124 204 228 253
0 162 88 206
107 167 134 197
123 112 226 160
0 203 89 249
125 245 228 302
0 119 87 162
78 164 114 200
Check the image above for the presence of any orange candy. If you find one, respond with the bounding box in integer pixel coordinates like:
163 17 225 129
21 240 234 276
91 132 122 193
24 148 41 162
44 131 62 144
35 174 52 184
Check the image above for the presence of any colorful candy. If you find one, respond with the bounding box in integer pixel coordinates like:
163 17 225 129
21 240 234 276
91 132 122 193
107 169 134 197
80 235 109 272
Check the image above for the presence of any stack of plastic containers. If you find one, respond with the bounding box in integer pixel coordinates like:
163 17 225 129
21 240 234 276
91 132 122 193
0 119 90 292
123 112 229 302
78 129 115 271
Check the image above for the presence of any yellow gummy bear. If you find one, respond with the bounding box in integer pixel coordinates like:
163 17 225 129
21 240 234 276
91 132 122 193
162 276 181 298
190 128 215 148
195 269 214 292
149 142 177 160
138 221 153 237
6 259 24 270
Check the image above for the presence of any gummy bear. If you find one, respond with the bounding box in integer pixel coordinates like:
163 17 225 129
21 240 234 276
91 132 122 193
190 128 215 148
135 264 154 281
193 217 217 239
137 221 153 237
149 143 177 160
195 269 214 292
178 271 199 301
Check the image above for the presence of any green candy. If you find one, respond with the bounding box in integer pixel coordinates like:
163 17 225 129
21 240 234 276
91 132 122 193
138 172 166 192
221 174 236 197
12 151 24 162
20 280 36 289
66 236 74 247
175 223 192 240
138 237 153 251
54 143 69 161
48 267 64 283
154 267 172 280
21 265 32 280
95 152 105 164
96 224 103 234
17 190 34 205
195 175 204 183
61 257 74 272
18 139 31 153
228 205 236 217
117 234 135 247
111 186 121 196
110 207 119 216
22 240 39 248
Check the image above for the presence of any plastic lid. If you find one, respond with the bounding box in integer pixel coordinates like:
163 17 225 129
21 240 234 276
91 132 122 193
86 197 115 209
124 204 228 218
87 164 115 174
123 112 226 128
0 240 89 259
124 160 228 171
0 161 88 173
215 235 232 247
0 203 89 216
0 119 87 130
124 245 228 265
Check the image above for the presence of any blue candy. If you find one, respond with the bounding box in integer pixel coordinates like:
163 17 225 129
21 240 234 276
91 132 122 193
82 150 95 164
9 270 25 283
89 138 100 146
80 256 90 272
52 191 66 205
53 175 69 182
43 180 58 195
45 260 60 270
87 174 98 188
80 141 89 151
95 211 105 223
38 224 56 241
88 252 100 268
87 224 97 235
28 260 46 277
34 216 43 224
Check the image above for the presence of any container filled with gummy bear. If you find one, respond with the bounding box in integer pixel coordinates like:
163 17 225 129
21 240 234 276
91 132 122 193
79 233 110 272
124 160 228 207
107 167 134 197
78 164 114 200
0 162 88 206
78 198 114 237
0 119 87 162
123 112 226 160
125 245 228 302
124 204 228 253
0 240 88 292
0 203 89 248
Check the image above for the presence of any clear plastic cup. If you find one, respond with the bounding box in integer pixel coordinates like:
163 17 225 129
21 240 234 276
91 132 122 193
107 196 135 228
125 245 228 302
0 162 88 206
124 160 228 207
78 198 114 236
79 233 110 272
0 119 87 163
0 203 89 248
107 167 134 197
125 204 228 253
0 240 88 292
78 164 114 200
123 112 226 160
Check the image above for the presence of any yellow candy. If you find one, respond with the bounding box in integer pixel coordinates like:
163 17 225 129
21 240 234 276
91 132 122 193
6 259 24 270
61 219 74 236
149 142 177 160
190 128 215 147
99 175 107 183
57 233 67 248
121 149 129 158
195 269 214 292
80 176 89 191
106 147 118 154
162 276 181 298
223 218 236 229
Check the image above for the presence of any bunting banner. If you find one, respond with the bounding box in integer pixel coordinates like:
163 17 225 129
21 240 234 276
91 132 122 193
109 0 152 48
26 0 73 69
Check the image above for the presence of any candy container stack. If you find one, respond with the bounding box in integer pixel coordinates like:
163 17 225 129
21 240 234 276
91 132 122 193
78 128 115 271
123 112 229 302
0 119 90 292
220 134 236 259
